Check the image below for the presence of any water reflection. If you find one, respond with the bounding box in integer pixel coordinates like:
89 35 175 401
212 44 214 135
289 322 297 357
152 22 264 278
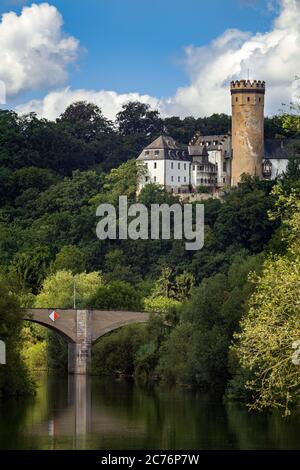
0 374 300 450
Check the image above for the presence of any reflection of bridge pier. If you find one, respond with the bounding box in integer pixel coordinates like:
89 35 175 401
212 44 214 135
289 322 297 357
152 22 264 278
24 308 150 375
68 375 92 439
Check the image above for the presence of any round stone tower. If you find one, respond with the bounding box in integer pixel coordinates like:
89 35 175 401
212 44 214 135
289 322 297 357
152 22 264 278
230 79 265 185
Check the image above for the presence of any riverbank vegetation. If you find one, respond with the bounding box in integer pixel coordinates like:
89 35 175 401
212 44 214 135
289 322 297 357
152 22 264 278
0 102 299 414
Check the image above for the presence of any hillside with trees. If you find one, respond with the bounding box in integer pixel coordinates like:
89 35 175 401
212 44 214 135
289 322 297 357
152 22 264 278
0 101 299 415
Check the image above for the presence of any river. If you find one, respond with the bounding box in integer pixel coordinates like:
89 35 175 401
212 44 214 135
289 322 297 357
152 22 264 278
0 374 300 450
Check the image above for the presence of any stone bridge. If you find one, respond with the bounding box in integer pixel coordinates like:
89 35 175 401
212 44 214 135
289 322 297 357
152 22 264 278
24 309 150 375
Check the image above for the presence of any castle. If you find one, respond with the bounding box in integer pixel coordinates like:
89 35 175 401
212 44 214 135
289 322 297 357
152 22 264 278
137 80 297 193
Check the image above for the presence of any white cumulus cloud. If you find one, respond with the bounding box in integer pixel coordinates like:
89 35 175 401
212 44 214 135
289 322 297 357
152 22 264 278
0 2 79 96
16 87 162 121
166 0 300 117
14 0 300 120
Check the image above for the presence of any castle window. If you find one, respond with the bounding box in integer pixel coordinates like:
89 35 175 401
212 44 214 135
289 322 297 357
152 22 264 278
178 176 180 182
145 150 150 155
193 165 195 170
154 176 157 182
154 150 159 155
154 162 157 169
200 165 204 171
247 97 250 102
184 176 186 183
171 162 174 169
236 97 238 102
171 176 174 182
200 178 203 184
184 163 186 170
223 177 225 183
223 161 227 172
178 163 180 169
259 97 261 102
145 176 149 182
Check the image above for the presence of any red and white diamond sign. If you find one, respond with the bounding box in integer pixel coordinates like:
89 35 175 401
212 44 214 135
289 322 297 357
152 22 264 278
49 310 60 322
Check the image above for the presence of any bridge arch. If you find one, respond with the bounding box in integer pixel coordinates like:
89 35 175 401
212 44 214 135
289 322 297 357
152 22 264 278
91 310 150 343
24 309 77 343
24 308 150 374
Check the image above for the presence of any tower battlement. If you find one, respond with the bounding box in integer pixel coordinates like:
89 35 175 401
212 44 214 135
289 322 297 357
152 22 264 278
230 80 265 93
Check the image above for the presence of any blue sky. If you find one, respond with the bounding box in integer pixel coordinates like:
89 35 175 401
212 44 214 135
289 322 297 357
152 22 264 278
1 0 277 98
0 0 298 119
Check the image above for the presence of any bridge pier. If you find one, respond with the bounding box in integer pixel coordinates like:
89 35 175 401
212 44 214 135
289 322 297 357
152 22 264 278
68 310 92 375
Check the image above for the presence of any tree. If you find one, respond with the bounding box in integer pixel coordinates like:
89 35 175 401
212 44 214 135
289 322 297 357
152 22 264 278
103 249 136 283
231 187 300 415
144 296 180 314
281 78 300 137
35 271 103 309
214 177 276 253
158 251 263 389
157 323 194 384
88 280 142 311
58 101 114 143
51 245 87 274
264 115 285 139
0 277 34 397
92 324 147 376
151 267 176 299
284 157 300 180
116 101 164 159
116 101 163 138
19 113 95 175
138 183 179 206
231 254 300 415
174 271 195 301
0 110 25 170
93 159 139 205
9 246 52 294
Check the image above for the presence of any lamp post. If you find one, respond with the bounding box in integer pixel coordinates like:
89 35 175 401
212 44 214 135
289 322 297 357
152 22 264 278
73 276 77 310
0 340 6 365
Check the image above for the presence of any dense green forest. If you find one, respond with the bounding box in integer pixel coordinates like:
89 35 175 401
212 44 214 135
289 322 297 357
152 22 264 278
0 101 300 415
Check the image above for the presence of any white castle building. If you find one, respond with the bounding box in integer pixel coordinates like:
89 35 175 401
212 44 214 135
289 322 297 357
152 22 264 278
137 133 231 193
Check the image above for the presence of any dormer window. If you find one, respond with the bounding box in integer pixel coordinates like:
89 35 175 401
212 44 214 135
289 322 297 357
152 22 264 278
154 150 159 156
145 150 150 155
